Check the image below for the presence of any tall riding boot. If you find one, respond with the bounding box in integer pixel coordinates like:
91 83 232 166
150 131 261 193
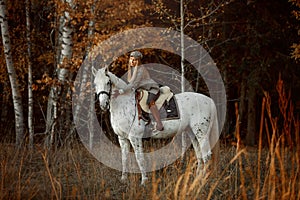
149 104 164 131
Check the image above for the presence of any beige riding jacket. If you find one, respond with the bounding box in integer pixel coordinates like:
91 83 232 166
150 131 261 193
126 65 159 93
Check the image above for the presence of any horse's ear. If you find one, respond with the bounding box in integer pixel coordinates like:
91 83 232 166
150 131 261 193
92 66 98 77
104 65 109 74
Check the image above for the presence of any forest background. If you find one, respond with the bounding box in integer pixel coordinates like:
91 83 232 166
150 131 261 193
0 0 300 199
0 0 299 147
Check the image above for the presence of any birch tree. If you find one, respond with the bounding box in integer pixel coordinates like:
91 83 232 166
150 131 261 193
26 0 34 148
87 1 97 150
73 0 98 150
0 0 24 147
45 0 74 148
153 0 225 168
180 0 185 93
153 0 225 90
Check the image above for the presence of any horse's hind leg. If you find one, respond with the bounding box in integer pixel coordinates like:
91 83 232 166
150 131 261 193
181 132 189 160
129 136 148 185
190 123 212 165
118 136 130 181
187 131 204 174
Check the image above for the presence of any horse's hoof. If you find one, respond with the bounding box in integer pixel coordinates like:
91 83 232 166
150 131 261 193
121 175 128 182
141 177 149 185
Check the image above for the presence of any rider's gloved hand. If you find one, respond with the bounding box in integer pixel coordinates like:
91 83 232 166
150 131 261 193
112 89 124 98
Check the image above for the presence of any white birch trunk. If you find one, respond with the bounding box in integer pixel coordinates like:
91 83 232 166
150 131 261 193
26 0 34 148
72 0 97 149
74 0 96 120
56 16 65 64
180 0 187 157
0 0 25 147
180 0 185 93
88 2 96 150
46 0 74 147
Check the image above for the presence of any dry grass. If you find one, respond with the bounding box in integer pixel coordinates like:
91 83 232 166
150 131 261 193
0 78 299 199
0 137 299 199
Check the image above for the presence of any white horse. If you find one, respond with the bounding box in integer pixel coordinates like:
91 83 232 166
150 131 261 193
93 67 219 185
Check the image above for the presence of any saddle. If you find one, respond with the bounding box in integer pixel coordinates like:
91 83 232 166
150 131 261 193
136 86 179 122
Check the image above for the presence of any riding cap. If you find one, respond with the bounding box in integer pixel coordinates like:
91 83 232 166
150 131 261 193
130 51 143 59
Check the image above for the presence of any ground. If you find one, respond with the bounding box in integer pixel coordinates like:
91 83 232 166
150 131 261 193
0 139 299 200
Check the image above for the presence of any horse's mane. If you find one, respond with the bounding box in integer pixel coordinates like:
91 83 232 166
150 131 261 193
94 67 128 90
107 71 128 89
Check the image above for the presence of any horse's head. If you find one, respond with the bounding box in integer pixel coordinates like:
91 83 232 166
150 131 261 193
93 67 112 111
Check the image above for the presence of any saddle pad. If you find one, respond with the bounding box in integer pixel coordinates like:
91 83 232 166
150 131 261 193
139 86 173 113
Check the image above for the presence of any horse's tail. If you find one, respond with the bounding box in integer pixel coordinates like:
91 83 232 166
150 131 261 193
209 99 219 148
209 98 220 172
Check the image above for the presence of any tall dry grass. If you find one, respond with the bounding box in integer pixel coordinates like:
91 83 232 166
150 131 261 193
0 77 299 199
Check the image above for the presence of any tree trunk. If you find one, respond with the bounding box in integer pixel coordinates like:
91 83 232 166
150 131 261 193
239 73 248 138
0 84 2 130
180 0 185 93
246 84 257 145
180 0 187 157
88 2 96 149
45 0 74 148
0 0 25 147
89 72 95 150
72 0 97 149
26 0 34 148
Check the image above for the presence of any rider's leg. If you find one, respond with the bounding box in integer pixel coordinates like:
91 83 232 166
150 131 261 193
147 90 164 131
149 100 164 131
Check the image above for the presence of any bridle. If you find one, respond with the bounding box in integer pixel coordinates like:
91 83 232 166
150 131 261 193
95 74 112 111
95 71 137 133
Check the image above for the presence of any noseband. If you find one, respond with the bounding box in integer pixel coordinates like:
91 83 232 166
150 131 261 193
96 90 111 101
95 76 112 110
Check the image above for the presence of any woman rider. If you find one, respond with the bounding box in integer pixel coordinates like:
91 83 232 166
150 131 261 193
115 51 164 131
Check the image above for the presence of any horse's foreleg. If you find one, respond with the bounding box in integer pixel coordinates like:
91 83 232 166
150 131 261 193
118 136 130 181
129 136 148 185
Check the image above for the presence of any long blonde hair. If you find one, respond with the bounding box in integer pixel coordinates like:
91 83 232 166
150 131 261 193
127 57 141 82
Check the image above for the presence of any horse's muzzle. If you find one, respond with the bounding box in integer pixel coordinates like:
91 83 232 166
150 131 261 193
96 91 110 111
